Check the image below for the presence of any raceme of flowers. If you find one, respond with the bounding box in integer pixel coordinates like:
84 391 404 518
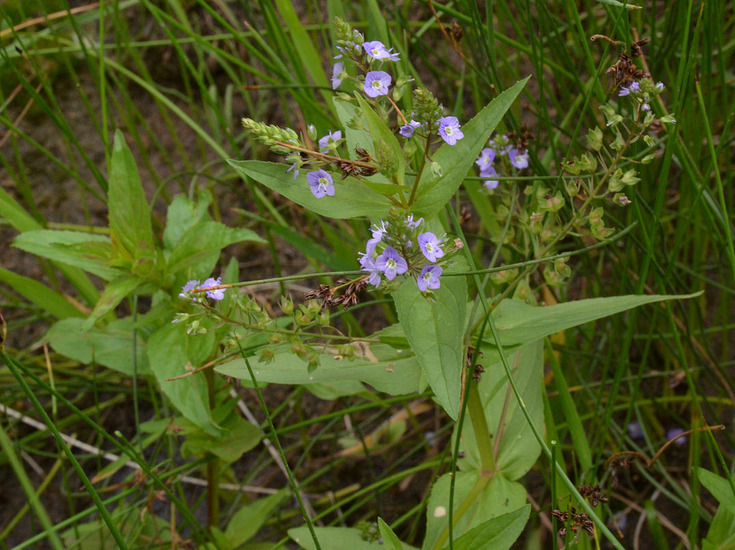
242 23 465 204
357 214 459 293
618 79 665 112
474 134 530 191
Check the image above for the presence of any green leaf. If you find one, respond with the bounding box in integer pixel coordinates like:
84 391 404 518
148 323 224 436
182 417 261 463
108 130 154 259
411 78 529 217
167 221 265 276
489 292 702 347
228 160 393 220
13 230 119 280
334 97 378 160
215 339 420 397
445 505 530 550
225 490 287 548
46 317 149 375
393 270 467 420
274 0 334 114
422 472 527 550
703 504 735 550
697 468 735 507
0 268 83 319
0 188 100 305
356 95 405 186
163 191 213 250
378 518 405 550
290 527 417 550
459 342 544 480
82 275 145 329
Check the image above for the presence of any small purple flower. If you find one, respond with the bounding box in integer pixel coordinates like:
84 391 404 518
654 82 665 93
405 214 423 229
627 421 644 440
476 148 496 171
618 81 641 97
375 247 408 280
360 256 382 288
319 130 342 153
481 166 499 190
286 162 299 179
358 238 378 267
417 265 442 291
437 116 463 145
666 427 688 446
364 71 391 97
371 220 389 241
331 61 344 89
179 279 201 300
641 103 650 111
399 120 423 138
362 41 400 61
202 277 225 300
418 232 444 263
306 169 335 198
508 147 529 169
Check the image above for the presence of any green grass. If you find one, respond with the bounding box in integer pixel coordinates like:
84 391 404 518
0 0 733 548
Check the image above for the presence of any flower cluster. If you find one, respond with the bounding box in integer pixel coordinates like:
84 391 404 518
178 277 226 302
357 213 461 293
243 19 467 209
618 78 665 113
474 134 530 190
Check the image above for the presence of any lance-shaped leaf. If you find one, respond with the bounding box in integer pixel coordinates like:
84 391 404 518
229 160 393 219
148 323 224 436
356 94 405 187
215 340 421 396
108 130 154 260
458 341 544 480
422 471 527 550
393 269 467 420
13 230 118 280
411 77 529 217
488 292 702 348
167 221 265 275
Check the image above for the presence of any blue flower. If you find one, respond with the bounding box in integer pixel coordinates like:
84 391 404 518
331 61 344 89
666 427 688 446
417 265 442 291
319 130 342 153
627 421 644 440
364 71 391 97
399 119 423 138
307 169 335 198
475 148 496 171
508 147 529 169
202 277 225 300
437 116 463 145
179 279 201 300
362 40 400 61
418 232 444 263
481 166 499 190
371 220 389 241
618 81 641 96
360 256 382 288
405 214 423 229
375 247 408 280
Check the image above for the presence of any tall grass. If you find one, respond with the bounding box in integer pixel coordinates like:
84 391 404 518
0 0 732 548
